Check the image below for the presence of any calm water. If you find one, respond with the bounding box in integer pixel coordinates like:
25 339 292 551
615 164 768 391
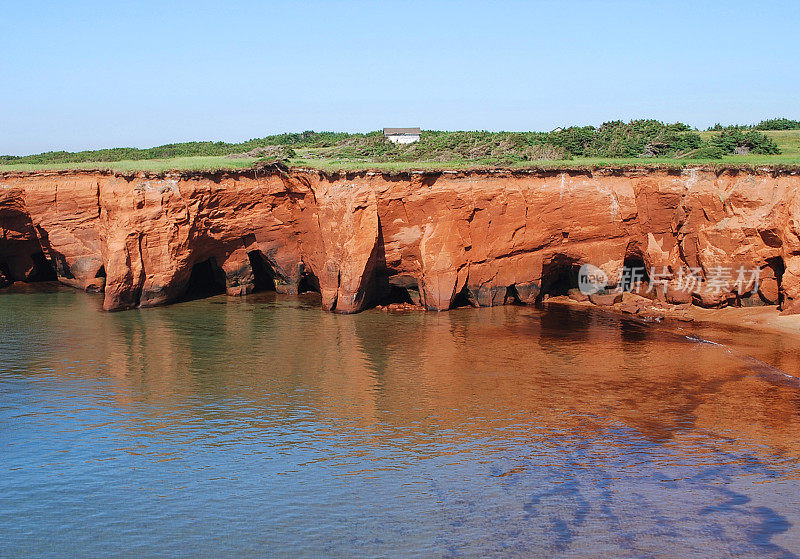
2 286 800 557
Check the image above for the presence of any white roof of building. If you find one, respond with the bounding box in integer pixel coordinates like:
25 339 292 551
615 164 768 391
383 127 421 135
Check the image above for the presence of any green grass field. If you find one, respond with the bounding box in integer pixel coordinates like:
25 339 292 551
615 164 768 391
2 130 799 174
0 156 259 173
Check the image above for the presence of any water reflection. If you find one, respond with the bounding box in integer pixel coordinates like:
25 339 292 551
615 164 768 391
1 288 800 556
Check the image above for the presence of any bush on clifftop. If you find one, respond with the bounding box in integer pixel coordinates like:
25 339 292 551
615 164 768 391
708 129 780 155
755 118 800 130
1 119 789 166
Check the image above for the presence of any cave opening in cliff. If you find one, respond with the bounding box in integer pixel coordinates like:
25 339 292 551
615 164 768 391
450 286 476 309
298 271 321 294
183 258 226 301
247 251 276 292
505 284 522 305
621 255 650 293
383 285 414 305
29 252 58 282
381 276 420 306
95 266 106 278
539 256 580 300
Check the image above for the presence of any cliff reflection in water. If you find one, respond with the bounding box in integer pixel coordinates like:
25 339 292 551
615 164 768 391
2 287 800 556
20 289 800 454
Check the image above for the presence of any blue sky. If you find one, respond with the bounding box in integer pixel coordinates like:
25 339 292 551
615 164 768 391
2 0 798 155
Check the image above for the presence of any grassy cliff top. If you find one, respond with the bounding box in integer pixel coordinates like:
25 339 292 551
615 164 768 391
2 125 800 173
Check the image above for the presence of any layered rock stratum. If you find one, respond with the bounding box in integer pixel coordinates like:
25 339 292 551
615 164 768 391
1 165 799 314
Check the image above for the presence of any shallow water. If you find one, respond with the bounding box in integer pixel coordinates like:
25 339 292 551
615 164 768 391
2 287 800 557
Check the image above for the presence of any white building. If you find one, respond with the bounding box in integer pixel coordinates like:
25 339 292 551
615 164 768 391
383 127 421 144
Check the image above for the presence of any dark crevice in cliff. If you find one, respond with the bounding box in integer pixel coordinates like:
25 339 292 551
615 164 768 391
353 224 391 312
30 227 68 279
28 252 58 282
384 285 414 304
181 258 226 301
450 285 477 309
298 269 321 294
247 251 276 292
41 247 75 280
621 255 650 292
296 268 323 306
538 256 580 301
505 284 523 305
95 266 106 278
385 275 422 306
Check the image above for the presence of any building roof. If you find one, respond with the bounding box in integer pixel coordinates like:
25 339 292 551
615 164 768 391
383 127 421 135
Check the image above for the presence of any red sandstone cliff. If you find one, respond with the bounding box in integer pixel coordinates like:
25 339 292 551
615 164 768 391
1 165 799 314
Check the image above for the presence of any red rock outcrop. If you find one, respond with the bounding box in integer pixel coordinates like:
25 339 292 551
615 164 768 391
1 166 799 314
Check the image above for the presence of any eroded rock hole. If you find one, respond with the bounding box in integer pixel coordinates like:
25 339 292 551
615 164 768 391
95 266 106 278
29 252 57 282
384 285 414 304
298 271 321 294
450 286 476 309
247 251 276 292
183 258 226 301
539 257 580 300
764 256 786 306
505 284 522 305
384 276 422 306
621 255 649 293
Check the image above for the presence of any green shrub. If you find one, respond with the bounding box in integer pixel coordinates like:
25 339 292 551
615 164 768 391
708 129 780 155
581 120 701 158
754 118 800 130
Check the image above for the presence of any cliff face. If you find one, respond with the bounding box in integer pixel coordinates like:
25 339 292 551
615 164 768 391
1 166 799 314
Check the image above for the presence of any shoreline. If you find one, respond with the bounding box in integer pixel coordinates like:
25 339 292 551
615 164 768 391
6 280 799 343
542 296 800 340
